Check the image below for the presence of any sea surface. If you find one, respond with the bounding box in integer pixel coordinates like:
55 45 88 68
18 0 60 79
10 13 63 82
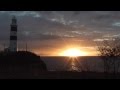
41 56 104 72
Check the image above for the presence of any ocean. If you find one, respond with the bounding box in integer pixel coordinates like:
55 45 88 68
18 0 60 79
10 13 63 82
41 56 104 72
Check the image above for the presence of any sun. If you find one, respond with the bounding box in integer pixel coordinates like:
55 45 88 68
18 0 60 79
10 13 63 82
60 48 86 57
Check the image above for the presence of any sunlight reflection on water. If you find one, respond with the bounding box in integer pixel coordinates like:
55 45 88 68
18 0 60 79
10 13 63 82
41 56 103 72
65 57 81 72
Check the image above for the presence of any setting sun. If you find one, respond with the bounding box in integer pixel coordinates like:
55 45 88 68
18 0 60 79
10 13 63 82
60 48 87 57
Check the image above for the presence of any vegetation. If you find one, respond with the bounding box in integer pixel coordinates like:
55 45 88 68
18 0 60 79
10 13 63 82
97 38 120 74
0 51 47 75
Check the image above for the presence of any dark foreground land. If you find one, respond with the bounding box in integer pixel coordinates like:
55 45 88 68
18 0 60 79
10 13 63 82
0 71 120 79
0 51 120 79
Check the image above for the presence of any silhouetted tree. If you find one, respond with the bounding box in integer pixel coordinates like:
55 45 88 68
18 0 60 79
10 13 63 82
97 38 120 74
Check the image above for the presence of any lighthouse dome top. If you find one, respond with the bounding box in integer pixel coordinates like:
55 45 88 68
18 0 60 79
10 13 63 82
11 16 17 25
12 16 16 20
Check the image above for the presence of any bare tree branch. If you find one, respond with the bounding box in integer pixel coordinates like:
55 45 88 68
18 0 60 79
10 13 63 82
96 38 120 74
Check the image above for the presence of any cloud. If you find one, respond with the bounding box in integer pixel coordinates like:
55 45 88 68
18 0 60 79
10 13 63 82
93 39 110 42
103 34 120 38
1 11 120 55
0 11 41 18
18 32 61 41
112 22 120 27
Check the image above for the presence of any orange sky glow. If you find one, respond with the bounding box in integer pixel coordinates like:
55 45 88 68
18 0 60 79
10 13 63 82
31 45 98 56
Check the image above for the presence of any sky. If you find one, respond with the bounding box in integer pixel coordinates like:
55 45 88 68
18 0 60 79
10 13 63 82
0 11 120 56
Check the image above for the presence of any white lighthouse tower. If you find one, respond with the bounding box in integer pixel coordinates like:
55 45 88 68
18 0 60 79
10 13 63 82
9 16 17 52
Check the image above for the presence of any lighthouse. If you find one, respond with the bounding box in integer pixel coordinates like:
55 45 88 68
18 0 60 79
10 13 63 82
9 16 17 52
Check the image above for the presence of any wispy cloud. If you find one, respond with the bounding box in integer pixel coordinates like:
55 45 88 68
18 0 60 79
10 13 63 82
112 22 120 27
0 11 120 55
0 11 41 18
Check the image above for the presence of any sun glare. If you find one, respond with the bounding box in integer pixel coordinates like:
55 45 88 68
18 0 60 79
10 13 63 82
60 48 87 57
